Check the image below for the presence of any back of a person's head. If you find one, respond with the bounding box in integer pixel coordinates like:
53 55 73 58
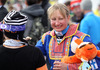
80 0 92 11
0 0 7 5
26 0 42 5
0 10 28 42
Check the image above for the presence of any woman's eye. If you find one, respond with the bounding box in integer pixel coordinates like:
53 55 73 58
59 18 63 20
52 18 56 20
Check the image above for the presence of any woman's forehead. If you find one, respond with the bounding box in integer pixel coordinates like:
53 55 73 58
50 10 66 18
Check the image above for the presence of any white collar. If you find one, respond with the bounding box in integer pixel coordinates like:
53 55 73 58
55 31 63 36
0 5 2 8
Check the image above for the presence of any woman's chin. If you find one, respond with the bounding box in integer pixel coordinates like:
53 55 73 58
55 29 63 32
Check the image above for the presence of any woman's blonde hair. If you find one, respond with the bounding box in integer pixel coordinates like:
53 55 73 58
47 3 73 25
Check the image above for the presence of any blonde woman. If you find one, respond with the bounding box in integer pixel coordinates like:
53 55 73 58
36 3 100 70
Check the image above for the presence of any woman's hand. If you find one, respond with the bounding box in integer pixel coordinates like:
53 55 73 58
53 61 81 70
53 61 67 70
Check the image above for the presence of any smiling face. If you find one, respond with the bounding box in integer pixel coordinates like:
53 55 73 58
50 10 70 32
47 3 70 32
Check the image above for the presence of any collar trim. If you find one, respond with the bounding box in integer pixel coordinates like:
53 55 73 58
50 24 79 38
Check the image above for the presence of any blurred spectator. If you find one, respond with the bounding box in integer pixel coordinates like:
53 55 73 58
8 4 14 11
94 3 100 17
41 0 51 30
70 0 84 29
41 0 51 69
64 0 74 17
5 0 26 12
13 0 26 11
20 0 44 46
0 0 8 21
80 0 100 48
0 0 8 45
64 0 71 11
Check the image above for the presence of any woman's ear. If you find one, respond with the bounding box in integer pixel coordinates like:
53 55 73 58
68 15 70 21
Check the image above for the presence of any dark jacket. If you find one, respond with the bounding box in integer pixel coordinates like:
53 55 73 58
0 6 8 21
20 4 44 46
20 4 44 37
0 6 8 45
41 0 51 27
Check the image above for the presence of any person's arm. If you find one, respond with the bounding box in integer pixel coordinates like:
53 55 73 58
35 39 47 56
53 61 81 70
53 61 67 70
36 48 48 70
24 19 33 37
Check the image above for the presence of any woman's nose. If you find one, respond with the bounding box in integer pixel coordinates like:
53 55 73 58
55 20 60 26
